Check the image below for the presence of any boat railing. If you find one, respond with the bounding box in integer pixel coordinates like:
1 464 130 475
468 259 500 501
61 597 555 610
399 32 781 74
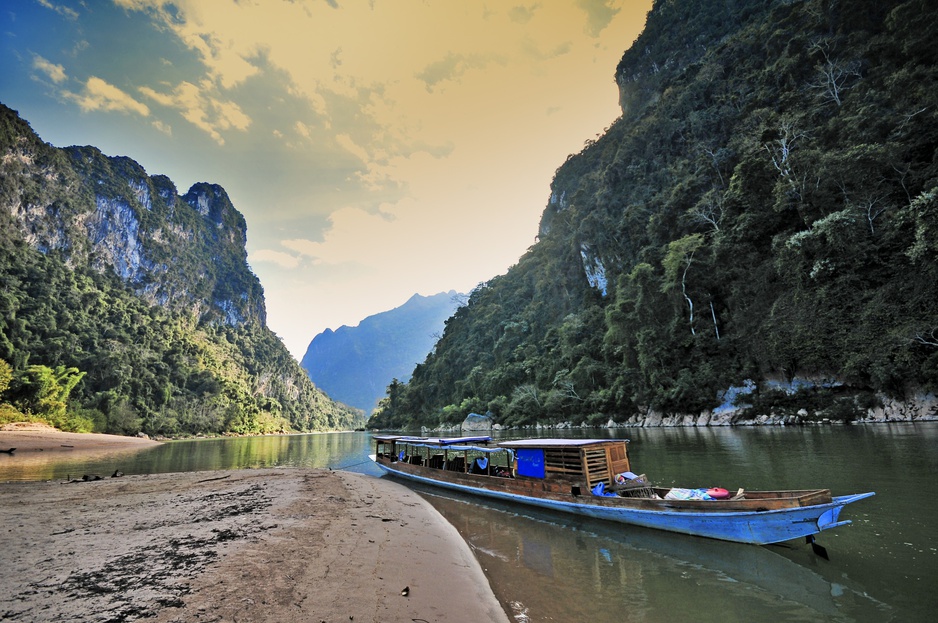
380 438 514 478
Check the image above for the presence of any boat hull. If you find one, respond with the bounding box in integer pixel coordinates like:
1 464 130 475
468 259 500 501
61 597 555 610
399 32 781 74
372 457 874 545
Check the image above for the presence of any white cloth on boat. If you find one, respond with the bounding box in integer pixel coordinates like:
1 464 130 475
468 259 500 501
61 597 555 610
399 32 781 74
664 487 714 501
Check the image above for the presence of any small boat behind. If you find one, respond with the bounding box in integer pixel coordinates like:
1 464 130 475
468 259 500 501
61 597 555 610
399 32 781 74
370 435 874 546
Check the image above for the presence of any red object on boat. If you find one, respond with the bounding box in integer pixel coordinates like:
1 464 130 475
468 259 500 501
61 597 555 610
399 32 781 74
707 487 730 499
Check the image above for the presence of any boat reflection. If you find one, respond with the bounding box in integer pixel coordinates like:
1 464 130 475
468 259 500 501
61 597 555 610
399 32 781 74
406 480 891 623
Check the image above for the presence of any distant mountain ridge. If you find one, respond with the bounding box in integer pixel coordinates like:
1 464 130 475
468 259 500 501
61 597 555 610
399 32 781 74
301 292 463 413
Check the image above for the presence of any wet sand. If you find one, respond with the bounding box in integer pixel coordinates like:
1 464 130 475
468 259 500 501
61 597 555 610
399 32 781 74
0 429 509 623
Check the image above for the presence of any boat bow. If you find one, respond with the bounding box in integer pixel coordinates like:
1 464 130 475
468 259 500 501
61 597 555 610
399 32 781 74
816 492 876 532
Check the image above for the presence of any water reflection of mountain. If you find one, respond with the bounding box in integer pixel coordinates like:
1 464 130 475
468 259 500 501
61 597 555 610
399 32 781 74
411 483 891 623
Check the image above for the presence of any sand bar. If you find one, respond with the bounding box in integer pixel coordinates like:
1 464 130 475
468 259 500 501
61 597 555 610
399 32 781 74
0 429 510 623
0 425 165 480
0 424 160 450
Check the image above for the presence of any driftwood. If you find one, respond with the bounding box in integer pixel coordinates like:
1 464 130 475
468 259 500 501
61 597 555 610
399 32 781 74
0 448 15 454
62 471 124 483
196 474 231 484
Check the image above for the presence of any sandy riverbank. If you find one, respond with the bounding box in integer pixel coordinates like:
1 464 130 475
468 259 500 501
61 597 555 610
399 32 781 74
0 425 164 479
0 432 510 622
0 422 162 453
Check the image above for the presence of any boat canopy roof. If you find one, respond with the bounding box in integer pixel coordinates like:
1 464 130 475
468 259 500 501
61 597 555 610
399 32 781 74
497 438 628 449
373 435 493 446
375 436 629 450
403 443 504 453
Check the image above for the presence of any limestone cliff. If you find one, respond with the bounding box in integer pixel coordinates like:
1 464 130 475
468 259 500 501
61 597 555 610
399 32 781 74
0 103 361 434
370 0 938 430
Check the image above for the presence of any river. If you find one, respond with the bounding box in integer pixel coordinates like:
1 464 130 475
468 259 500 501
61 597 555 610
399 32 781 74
1 423 934 622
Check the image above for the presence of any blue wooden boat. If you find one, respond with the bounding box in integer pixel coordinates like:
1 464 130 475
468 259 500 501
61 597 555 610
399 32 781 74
370 435 874 546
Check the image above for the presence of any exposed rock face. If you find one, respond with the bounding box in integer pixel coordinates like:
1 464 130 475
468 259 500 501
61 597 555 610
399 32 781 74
0 103 359 434
579 243 608 296
603 390 938 428
86 194 148 281
0 123 265 329
422 388 938 433
867 393 938 422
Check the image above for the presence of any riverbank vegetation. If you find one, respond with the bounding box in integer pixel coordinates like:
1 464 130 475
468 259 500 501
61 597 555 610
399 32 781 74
0 230 360 435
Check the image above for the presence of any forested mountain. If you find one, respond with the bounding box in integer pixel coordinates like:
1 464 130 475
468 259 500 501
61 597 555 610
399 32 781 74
301 291 463 413
0 103 362 435
369 0 938 430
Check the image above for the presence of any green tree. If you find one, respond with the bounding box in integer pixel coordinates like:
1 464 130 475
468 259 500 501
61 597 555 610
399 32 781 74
662 234 706 336
16 365 85 417
10 364 91 431
0 359 12 395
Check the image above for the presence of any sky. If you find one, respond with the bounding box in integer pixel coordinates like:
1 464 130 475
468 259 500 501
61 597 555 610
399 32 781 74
1 0 652 359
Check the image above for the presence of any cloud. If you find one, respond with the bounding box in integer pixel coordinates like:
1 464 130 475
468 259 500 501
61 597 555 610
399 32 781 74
294 121 311 139
21 0 653 356
279 212 411 268
508 4 540 24
151 119 173 135
36 0 79 21
113 0 261 90
249 249 301 270
279 238 316 254
64 77 150 116
335 133 370 166
31 55 67 83
329 47 342 69
139 80 250 144
416 52 503 92
576 0 620 37
520 37 572 61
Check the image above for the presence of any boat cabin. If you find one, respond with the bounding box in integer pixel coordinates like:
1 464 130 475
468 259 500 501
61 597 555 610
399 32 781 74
497 438 633 489
373 435 637 491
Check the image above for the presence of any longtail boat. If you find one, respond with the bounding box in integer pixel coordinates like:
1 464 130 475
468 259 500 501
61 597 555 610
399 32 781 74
370 435 874 546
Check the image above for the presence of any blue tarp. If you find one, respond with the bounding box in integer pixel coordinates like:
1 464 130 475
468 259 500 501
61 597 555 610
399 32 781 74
591 481 618 497
516 448 545 478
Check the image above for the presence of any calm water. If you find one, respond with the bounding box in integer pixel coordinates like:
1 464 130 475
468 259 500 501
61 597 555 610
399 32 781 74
1 424 935 622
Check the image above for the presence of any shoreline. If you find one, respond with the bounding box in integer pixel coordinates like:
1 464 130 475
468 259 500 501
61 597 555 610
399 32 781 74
0 467 510 623
0 426 163 479
0 424 162 453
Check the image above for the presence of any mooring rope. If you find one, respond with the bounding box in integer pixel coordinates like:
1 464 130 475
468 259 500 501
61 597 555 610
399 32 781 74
331 457 374 471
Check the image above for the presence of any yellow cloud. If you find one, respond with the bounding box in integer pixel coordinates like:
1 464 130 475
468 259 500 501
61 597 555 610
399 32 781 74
89 0 655 356
65 77 150 116
114 0 259 89
32 55 67 83
294 121 311 139
151 119 173 136
114 1 625 159
249 249 301 270
139 80 250 144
